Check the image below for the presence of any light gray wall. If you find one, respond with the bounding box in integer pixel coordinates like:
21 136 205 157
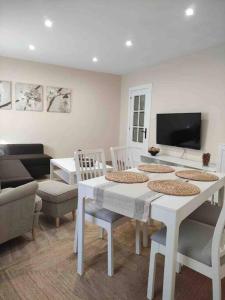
119 44 225 163
0 56 121 159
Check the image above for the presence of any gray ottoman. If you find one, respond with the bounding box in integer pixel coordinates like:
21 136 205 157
37 180 77 227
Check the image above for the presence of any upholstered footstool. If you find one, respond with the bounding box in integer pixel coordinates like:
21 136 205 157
37 180 77 227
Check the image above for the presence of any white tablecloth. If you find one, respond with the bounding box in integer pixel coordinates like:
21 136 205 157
89 169 188 221
91 180 161 221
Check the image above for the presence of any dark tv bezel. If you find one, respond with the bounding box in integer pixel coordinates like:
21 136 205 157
156 112 201 150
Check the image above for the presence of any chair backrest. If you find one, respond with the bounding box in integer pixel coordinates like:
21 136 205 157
74 148 107 182
211 145 225 265
217 144 225 173
212 194 225 267
110 146 140 171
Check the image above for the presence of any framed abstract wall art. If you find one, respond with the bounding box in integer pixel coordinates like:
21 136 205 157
15 83 43 111
0 80 11 109
46 86 72 113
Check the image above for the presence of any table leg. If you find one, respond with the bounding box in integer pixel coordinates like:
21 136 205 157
135 220 141 255
77 191 85 275
50 161 54 180
74 211 78 253
162 216 180 300
143 222 149 248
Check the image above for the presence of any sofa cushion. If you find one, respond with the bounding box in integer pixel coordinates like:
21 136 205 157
0 160 33 188
37 180 77 203
4 154 51 166
3 144 44 155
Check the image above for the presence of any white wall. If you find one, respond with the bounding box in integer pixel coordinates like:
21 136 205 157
119 44 225 163
0 56 121 159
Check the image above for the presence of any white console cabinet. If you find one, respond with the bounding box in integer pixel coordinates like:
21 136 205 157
141 154 217 172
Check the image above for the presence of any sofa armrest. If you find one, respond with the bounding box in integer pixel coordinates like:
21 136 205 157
0 181 38 206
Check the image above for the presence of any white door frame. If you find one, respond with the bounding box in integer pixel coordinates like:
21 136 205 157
127 84 152 154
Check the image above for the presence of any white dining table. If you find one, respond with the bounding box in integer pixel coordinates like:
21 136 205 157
75 167 225 300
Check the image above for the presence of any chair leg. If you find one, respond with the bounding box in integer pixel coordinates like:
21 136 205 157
107 225 114 276
32 227 36 240
72 209 75 221
56 217 60 228
135 220 141 255
147 241 158 300
212 273 221 300
176 262 182 274
100 228 105 239
74 215 78 254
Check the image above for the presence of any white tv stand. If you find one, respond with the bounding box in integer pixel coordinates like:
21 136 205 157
141 154 217 172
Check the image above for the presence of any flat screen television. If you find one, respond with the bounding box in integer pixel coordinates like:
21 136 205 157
156 113 201 150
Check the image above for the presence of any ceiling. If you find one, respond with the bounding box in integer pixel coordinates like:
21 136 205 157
0 0 225 75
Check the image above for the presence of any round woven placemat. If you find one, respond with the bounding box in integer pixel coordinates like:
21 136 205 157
105 171 149 184
148 180 200 196
138 164 175 173
175 170 218 181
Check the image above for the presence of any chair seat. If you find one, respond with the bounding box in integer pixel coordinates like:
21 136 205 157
189 201 221 226
151 219 225 266
85 204 123 223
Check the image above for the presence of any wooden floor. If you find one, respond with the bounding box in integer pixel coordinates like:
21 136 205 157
0 213 224 300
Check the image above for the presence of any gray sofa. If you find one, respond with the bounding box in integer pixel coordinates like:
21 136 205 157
0 159 33 189
0 181 42 244
0 143 52 180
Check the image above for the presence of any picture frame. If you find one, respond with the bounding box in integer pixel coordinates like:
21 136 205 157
15 82 43 111
0 80 11 110
46 86 72 113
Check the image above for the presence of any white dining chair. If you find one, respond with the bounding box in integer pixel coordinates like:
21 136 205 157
189 201 221 226
110 145 148 253
188 144 225 226
74 148 130 276
147 201 225 300
110 146 140 171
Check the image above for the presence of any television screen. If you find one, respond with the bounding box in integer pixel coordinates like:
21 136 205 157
156 113 201 150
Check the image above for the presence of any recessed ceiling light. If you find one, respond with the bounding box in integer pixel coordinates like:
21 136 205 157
125 40 133 47
28 44 35 51
45 19 53 28
92 57 98 63
185 7 194 16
